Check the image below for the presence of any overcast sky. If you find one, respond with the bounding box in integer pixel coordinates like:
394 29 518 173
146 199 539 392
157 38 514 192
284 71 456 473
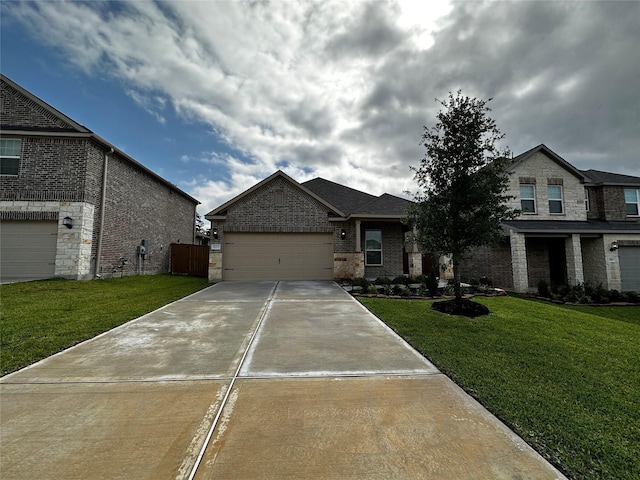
2 0 639 216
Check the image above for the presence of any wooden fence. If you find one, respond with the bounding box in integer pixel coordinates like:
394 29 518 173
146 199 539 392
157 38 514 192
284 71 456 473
170 243 209 277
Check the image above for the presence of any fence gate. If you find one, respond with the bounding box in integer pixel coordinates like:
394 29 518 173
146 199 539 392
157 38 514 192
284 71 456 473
170 243 209 277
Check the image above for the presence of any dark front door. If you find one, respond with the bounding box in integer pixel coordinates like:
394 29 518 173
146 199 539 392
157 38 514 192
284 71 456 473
548 238 567 286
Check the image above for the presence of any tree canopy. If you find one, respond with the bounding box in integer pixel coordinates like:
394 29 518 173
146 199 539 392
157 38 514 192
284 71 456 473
407 91 518 305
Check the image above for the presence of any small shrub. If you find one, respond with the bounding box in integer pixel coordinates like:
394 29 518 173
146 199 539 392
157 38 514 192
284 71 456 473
375 276 392 285
537 279 550 298
413 274 429 284
392 275 409 285
625 291 639 303
480 276 492 287
367 285 378 295
352 277 370 290
609 289 624 302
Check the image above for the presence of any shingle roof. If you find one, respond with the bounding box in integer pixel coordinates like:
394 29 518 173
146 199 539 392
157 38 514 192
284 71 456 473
582 169 640 186
302 178 411 217
502 220 640 234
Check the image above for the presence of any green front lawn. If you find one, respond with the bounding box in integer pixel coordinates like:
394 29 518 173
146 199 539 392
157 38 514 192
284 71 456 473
360 296 640 480
0 275 209 376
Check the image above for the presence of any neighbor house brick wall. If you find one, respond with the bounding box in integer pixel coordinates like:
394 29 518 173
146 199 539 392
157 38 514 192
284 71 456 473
220 177 333 234
506 151 587 221
96 147 196 277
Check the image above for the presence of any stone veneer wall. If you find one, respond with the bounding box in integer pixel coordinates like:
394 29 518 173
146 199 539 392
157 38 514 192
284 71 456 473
507 151 587 221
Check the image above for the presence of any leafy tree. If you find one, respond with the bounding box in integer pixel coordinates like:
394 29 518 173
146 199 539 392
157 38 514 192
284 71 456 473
407 91 517 307
195 212 210 236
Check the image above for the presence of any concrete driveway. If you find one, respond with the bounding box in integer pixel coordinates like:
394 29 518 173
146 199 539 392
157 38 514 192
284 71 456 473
0 281 566 479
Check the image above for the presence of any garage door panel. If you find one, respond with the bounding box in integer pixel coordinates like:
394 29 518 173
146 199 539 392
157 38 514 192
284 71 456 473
0 221 58 280
223 233 333 281
619 246 640 292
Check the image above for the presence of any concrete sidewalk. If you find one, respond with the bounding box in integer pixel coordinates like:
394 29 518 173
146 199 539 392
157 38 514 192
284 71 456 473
0 281 566 479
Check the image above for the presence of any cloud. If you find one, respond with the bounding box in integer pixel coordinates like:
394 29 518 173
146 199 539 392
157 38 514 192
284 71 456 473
5 0 639 208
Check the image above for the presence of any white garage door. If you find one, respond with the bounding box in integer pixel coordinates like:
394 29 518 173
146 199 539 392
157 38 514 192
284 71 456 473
619 246 640 292
0 221 58 281
223 232 334 281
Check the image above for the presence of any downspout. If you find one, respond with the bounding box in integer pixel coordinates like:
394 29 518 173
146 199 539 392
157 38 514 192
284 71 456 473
94 148 113 278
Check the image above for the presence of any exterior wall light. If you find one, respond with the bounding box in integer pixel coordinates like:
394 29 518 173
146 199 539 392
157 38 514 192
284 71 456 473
212 228 219 240
340 229 346 240
610 241 618 251
63 216 73 229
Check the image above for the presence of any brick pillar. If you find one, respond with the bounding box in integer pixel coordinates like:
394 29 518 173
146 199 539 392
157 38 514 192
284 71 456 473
510 230 529 293
565 234 584 286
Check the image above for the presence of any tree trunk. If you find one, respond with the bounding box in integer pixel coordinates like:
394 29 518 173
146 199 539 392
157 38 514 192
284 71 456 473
452 255 462 306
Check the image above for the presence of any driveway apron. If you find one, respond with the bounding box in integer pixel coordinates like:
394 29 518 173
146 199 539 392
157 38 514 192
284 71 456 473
0 281 566 479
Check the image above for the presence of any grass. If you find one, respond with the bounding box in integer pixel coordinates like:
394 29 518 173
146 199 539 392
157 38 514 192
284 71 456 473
0 275 209 376
359 296 640 480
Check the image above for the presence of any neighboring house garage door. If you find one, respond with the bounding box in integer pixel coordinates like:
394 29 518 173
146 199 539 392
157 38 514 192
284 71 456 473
618 246 640 292
223 232 333 281
0 221 57 281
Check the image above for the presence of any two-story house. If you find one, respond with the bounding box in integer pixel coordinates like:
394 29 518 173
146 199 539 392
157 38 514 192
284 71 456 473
460 144 640 292
0 74 199 282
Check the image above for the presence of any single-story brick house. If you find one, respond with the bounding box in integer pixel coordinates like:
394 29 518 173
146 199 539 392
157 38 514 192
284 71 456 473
460 144 640 292
205 170 421 281
0 74 199 281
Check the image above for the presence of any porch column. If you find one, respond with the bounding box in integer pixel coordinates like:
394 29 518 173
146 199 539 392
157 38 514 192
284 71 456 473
408 227 422 278
510 230 529 293
565 234 584 286
355 220 361 252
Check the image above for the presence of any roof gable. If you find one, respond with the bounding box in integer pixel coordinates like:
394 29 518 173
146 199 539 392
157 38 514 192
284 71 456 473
1 74 90 133
205 171 346 218
508 144 587 182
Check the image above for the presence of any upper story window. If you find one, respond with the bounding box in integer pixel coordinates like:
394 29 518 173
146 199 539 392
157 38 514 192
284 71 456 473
625 189 640 216
365 230 382 266
584 189 590 212
548 184 564 214
0 138 21 176
519 183 536 214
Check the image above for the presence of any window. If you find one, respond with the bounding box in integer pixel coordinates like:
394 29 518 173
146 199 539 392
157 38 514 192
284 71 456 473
625 189 640 216
365 230 382 266
548 185 564 214
0 138 21 175
520 184 536 213
584 189 590 212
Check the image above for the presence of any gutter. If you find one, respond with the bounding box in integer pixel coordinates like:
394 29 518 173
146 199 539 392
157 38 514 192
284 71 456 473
94 148 113 278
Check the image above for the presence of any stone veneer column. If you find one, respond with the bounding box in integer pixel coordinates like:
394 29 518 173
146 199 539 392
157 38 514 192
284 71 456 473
565 234 584 286
208 251 223 281
510 230 529 293
408 252 422 278
55 202 95 279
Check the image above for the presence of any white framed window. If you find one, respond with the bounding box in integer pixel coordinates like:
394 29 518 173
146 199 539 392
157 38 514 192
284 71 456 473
548 185 564 214
625 188 640 216
365 230 382 266
0 138 21 176
520 184 536 214
584 189 590 212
